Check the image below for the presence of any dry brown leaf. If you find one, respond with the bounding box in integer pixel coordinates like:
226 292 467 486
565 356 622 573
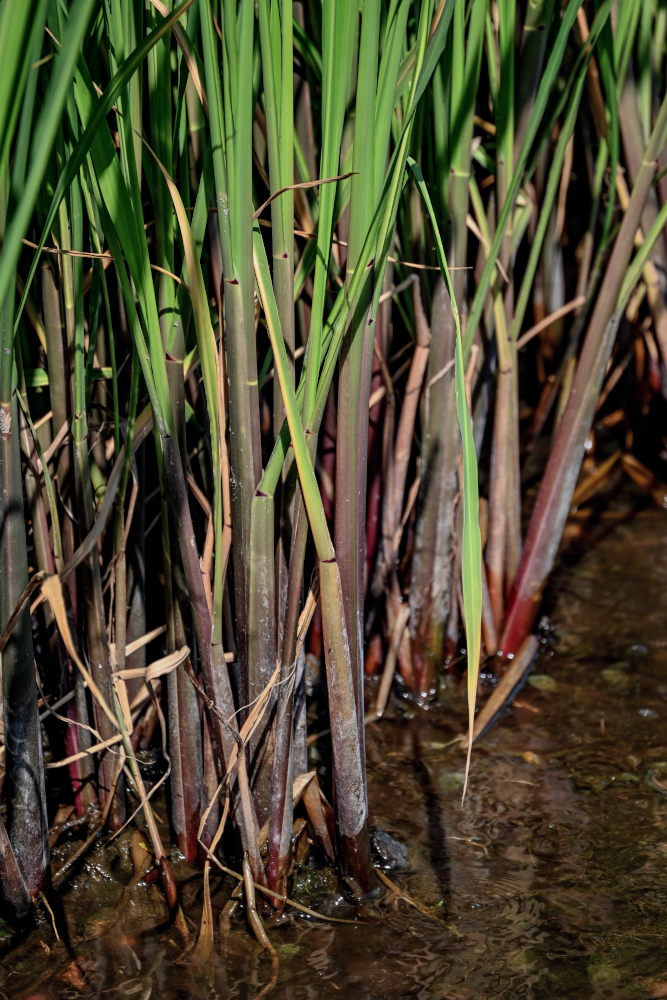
41 575 118 731
191 861 215 964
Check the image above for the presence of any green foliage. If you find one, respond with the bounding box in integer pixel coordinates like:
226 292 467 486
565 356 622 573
0 0 665 932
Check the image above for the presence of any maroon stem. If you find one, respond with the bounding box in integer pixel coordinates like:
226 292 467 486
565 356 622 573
500 96 667 655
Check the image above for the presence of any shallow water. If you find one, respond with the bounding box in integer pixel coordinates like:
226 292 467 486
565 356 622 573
3 506 667 999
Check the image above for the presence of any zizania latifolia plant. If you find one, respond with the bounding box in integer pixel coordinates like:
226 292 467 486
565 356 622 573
0 0 665 954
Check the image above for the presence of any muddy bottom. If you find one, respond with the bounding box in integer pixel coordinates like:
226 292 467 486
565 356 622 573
2 506 667 1000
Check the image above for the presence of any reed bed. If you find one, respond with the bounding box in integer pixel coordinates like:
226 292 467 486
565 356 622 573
0 0 665 954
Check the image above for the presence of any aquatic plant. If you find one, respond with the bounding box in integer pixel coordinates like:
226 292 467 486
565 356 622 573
0 0 665 960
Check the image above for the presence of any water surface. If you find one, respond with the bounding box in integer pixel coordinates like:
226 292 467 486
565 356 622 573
3 507 667 999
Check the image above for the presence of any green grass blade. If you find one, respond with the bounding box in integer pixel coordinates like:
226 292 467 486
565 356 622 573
6 2 49 189
253 222 333 560
510 54 590 340
0 0 47 177
12 0 196 332
463 0 614 358
407 157 482 802
302 0 357 422
0 0 96 400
